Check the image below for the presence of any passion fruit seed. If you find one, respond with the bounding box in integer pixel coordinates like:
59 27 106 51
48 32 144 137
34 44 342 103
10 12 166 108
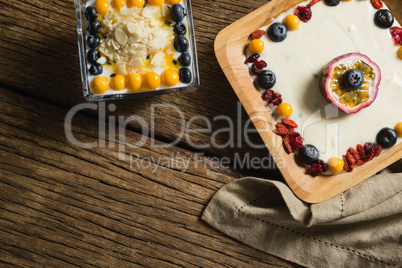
91 76 109 94
161 69 179 87
283 15 300 31
394 122 402 137
268 23 288 42
343 69 364 90
249 39 264 54
324 0 340 6
127 72 142 91
327 157 344 174
110 74 126 91
276 103 293 118
397 47 402 59
376 127 397 148
257 70 276 89
298 144 320 165
374 9 394 29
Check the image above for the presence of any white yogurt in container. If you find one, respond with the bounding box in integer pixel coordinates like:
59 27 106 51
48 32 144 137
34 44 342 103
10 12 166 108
249 0 402 161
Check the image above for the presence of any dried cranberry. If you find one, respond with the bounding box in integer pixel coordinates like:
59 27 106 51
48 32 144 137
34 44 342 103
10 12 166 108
262 89 274 101
307 0 321 8
245 54 260 63
308 163 323 177
290 136 304 151
390 27 402 45
251 64 262 75
255 60 267 69
250 60 267 75
374 144 382 156
294 6 312 23
271 93 282 106
317 159 328 172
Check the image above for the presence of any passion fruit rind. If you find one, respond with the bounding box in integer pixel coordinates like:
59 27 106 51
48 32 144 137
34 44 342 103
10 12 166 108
320 53 381 114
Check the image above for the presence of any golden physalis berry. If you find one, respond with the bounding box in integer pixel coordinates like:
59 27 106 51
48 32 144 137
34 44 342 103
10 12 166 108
147 0 165 5
249 39 264 54
112 0 126 8
110 75 126 91
165 0 181 4
127 73 142 91
91 76 109 94
394 122 402 137
283 14 300 31
143 72 161 89
276 103 293 118
397 47 402 60
327 157 344 174
95 0 110 15
127 0 145 8
161 69 179 87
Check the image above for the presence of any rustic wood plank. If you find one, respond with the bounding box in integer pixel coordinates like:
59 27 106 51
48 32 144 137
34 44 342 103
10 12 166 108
0 87 298 267
0 0 278 173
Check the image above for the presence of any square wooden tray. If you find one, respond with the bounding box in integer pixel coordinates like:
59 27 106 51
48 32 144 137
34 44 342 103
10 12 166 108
214 0 402 203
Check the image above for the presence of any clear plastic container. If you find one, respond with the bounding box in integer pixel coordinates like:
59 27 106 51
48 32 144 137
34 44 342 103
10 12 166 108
74 0 200 101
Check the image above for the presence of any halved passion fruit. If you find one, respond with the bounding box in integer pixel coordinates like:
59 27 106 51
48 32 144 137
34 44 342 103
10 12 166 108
320 53 381 113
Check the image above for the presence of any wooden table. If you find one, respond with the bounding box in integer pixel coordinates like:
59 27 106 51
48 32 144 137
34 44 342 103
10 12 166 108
0 0 299 266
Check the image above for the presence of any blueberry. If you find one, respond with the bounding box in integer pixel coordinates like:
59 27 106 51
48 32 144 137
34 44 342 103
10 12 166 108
324 0 340 6
343 69 364 90
179 68 192 83
376 127 397 148
257 70 276 89
178 53 191 66
374 9 394 29
89 63 103 75
88 20 101 35
174 35 189 52
87 49 100 64
87 35 100 48
174 22 187 35
298 144 320 165
267 23 288 42
85 6 98 22
171 4 186 22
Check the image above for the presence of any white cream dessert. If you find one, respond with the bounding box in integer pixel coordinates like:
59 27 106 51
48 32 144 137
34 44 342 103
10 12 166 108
84 0 195 95
246 0 402 174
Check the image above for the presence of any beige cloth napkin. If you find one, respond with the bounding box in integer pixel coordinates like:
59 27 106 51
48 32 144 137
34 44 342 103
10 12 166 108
202 172 402 267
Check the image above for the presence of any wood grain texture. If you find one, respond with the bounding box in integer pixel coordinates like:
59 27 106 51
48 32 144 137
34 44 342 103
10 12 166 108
214 0 402 203
0 87 299 267
0 0 281 175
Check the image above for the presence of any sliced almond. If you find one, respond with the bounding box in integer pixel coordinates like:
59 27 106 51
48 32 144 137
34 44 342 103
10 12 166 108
114 28 128 46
